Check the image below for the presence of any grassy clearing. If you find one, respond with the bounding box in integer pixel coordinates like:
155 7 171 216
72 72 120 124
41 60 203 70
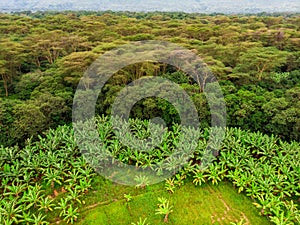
73 178 270 225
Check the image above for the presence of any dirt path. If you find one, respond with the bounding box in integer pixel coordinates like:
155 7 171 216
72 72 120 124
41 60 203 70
208 185 250 225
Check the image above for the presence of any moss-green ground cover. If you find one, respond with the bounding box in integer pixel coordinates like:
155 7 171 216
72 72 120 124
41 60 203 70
72 178 270 225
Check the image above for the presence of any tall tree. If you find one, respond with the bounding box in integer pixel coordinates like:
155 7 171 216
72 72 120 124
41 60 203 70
234 47 290 81
0 39 25 96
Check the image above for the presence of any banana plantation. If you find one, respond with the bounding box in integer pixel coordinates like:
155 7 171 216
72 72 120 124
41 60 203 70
1 116 299 224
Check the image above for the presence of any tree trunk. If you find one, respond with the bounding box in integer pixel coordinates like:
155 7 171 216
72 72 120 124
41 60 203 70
2 74 8 96
164 213 169 223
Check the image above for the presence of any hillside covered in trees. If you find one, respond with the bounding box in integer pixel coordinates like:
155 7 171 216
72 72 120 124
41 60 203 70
0 12 299 147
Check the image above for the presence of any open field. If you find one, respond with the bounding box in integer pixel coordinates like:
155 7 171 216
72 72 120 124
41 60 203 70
75 179 270 225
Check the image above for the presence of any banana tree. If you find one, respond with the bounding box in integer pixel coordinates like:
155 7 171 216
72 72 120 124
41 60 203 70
165 178 176 193
134 175 150 189
3 181 26 198
272 174 292 197
96 120 113 141
63 205 79 224
0 199 23 224
192 169 207 186
244 157 259 172
20 211 34 225
277 164 291 180
226 168 241 185
141 155 156 170
132 150 146 167
0 146 20 164
21 184 44 209
28 155 43 179
1 217 14 225
174 173 185 187
21 169 34 184
76 178 92 194
257 176 275 196
163 154 186 175
234 171 254 194
43 168 63 188
55 198 69 217
32 213 49 225
131 217 149 225
3 160 23 182
65 169 84 188
224 151 241 170
280 200 300 224
269 212 293 225
42 151 63 169
245 181 261 198
155 197 173 223
253 193 279 216
207 163 224 185
38 197 55 213
66 188 84 205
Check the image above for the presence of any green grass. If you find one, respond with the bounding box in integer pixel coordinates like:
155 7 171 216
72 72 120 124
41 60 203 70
71 178 270 225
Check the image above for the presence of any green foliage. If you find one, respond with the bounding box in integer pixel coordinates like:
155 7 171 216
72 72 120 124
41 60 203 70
0 12 299 145
134 175 150 189
233 47 290 81
124 193 133 202
0 124 95 224
131 217 149 225
230 219 247 225
0 12 300 224
155 197 173 223
1 116 300 224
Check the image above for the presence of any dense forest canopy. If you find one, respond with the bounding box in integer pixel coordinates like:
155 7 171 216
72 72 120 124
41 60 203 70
0 11 299 147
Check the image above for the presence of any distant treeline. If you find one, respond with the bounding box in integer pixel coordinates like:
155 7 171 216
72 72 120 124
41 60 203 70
10 10 300 18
